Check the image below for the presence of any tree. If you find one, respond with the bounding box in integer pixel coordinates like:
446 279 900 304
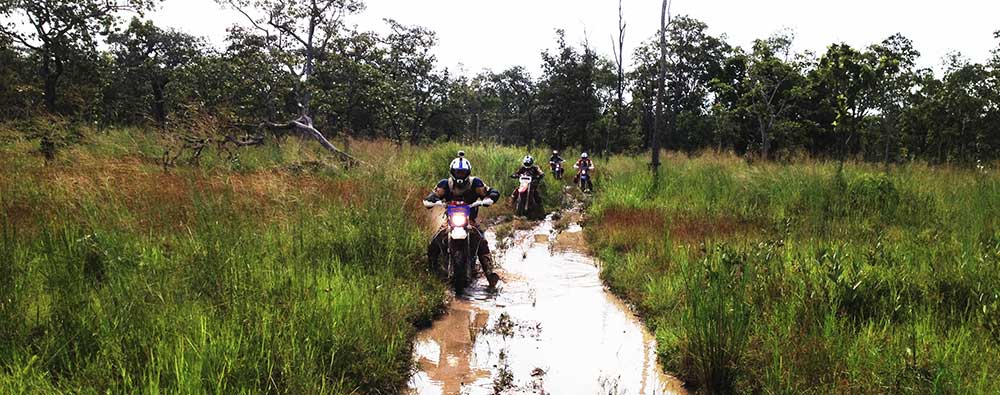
0 0 156 113
743 32 809 160
107 18 203 127
814 43 878 161
220 26 298 123
313 29 386 139
0 33 36 119
634 16 730 152
868 34 920 163
219 0 364 162
381 19 445 144
538 30 605 151
937 54 990 162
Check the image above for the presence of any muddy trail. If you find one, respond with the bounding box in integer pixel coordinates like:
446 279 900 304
408 207 685 395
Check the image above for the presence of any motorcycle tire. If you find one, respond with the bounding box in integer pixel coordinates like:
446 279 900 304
450 246 471 295
516 193 528 217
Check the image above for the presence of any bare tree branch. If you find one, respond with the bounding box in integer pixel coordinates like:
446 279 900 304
261 116 370 166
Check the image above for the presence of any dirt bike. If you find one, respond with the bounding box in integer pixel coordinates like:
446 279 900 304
513 175 536 217
577 167 594 193
424 199 490 295
550 162 564 179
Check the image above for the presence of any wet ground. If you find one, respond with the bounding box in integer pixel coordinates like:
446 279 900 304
408 213 685 395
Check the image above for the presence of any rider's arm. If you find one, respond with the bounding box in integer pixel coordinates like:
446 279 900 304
474 179 499 206
423 180 448 207
475 186 499 203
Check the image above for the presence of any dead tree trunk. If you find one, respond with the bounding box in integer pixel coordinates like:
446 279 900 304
611 0 627 155
651 0 671 172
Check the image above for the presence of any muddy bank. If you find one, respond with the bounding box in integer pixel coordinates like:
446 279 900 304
409 213 685 394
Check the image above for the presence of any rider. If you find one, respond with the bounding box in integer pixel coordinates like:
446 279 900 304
573 152 595 183
512 155 545 179
510 155 544 202
548 150 565 177
424 152 502 287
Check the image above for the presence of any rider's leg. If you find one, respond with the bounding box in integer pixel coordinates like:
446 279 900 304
426 227 447 271
472 227 499 287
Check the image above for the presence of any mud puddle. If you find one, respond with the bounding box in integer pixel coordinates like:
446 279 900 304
408 213 685 395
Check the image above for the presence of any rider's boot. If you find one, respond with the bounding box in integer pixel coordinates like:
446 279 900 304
478 237 500 288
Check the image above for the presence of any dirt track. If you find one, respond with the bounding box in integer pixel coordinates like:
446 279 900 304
408 210 685 395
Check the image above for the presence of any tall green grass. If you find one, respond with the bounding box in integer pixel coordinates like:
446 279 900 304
0 131 459 394
0 128 584 393
590 152 1000 394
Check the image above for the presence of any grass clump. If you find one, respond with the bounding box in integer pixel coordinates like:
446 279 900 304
589 152 1000 394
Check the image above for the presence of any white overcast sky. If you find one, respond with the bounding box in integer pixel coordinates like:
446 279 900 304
150 0 999 76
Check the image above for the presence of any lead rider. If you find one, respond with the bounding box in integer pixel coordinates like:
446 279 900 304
423 152 502 288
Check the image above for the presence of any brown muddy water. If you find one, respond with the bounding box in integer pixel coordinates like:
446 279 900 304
408 214 685 395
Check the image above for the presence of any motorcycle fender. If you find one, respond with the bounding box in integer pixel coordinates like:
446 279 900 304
450 227 468 240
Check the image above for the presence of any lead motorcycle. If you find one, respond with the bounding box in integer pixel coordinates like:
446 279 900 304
423 199 490 294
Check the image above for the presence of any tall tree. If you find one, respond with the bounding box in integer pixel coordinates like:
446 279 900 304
381 19 444 144
634 16 730 152
219 0 364 161
538 30 604 150
0 0 156 113
108 18 203 127
814 43 878 161
743 32 809 160
868 34 920 163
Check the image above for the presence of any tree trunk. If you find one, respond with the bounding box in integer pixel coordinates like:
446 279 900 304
41 53 61 113
760 122 770 161
152 80 167 128
612 0 626 155
651 0 670 172
883 112 894 165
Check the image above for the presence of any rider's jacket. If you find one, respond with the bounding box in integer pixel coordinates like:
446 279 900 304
427 177 499 220
574 158 594 170
512 165 544 181
549 155 564 164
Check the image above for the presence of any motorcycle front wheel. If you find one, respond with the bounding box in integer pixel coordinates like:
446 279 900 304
450 247 471 295
515 193 528 216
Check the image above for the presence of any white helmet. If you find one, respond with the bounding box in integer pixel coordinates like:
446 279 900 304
522 155 534 166
581 152 589 158
450 157 472 187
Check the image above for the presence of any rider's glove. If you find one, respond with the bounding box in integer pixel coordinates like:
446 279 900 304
422 200 446 209
479 198 494 207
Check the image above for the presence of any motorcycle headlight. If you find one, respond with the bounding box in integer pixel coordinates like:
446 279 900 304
451 212 468 227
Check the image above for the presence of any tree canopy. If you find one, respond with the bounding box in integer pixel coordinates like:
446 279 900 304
1 1 998 165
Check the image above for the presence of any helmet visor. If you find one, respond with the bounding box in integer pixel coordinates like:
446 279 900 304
452 168 471 179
